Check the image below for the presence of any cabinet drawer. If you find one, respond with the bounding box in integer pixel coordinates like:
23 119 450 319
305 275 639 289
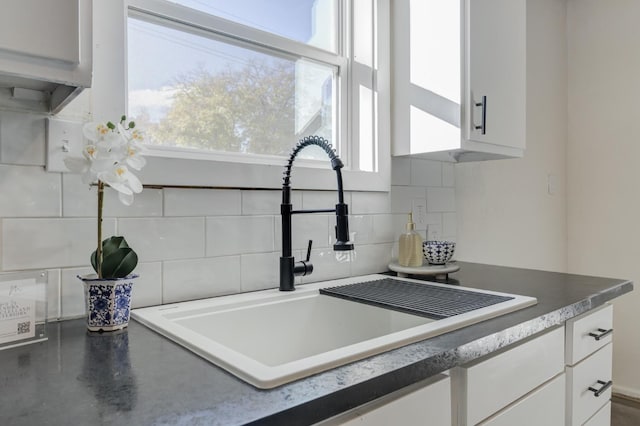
566 304 613 365
583 401 611 426
461 326 565 425
317 374 451 426
566 343 613 426
479 373 565 426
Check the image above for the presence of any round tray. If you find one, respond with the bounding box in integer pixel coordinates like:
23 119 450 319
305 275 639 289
388 261 460 278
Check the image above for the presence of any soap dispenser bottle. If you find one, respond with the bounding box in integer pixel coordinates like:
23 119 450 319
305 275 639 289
398 213 423 267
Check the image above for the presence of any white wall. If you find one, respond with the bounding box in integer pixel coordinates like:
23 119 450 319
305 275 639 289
567 0 640 398
455 0 568 273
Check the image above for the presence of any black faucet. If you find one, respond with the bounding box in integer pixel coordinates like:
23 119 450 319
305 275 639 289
280 136 354 291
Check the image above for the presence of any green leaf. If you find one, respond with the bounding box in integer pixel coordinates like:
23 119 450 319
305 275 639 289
128 121 136 129
90 236 138 278
101 248 138 278
107 121 116 130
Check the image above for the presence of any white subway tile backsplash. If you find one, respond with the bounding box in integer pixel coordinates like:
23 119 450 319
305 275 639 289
109 188 163 217
301 248 352 283
391 157 411 186
164 188 241 217
372 214 396 244
442 162 455 187
443 212 457 237
427 223 443 241
275 214 330 251
119 217 205 262
163 256 241 303
60 267 91 319
351 243 393 276
350 214 394 245
411 159 442 187
425 213 443 226
62 174 163 217
0 111 46 166
427 187 456 212
242 190 301 215
390 185 427 214
207 216 274 256
131 262 163 308
0 114 460 320
240 252 280 292
301 190 349 211
2 218 116 270
350 215 374 244
351 192 391 214
46 269 61 320
0 165 61 217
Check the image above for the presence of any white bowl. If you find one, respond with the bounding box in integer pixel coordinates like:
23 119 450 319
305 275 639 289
423 240 456 265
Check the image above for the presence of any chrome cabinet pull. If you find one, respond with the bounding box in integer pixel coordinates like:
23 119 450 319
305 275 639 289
588 380 613 397
588 328 613 341
474 95 487 135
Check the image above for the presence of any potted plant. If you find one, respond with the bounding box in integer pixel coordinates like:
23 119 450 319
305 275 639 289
64 116 146 332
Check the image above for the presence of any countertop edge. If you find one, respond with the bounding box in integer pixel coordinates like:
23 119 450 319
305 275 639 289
252 279 634 425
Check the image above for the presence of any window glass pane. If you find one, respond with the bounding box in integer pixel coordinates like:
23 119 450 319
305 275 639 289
167 0 337 52
128 17 336 159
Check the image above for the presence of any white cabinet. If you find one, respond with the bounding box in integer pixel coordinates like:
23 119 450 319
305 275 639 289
584 402 611 426
391 0 526 162
478 373 565 426
316 374 451 426
565 304 613 365
319 305 615 426
565 305 614 426
452 326 565 425
0 0 92 114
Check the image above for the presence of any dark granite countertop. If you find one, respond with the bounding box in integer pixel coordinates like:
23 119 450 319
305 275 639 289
0 262 633 425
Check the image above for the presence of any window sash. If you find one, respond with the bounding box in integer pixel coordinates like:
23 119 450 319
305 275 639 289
127 0 349 167
128 0 346 67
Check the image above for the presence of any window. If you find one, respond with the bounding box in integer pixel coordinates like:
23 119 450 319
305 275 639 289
128 11 338 161
93 0 389 191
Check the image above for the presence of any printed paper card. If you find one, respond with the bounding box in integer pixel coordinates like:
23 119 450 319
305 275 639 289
0 278 37 345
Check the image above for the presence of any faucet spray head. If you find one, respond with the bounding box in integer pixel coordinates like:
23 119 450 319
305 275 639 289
333 202 353 251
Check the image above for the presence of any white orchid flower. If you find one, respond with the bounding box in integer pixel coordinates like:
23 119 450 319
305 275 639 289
98 164 143 206
83 121 126 151
123 141 147 171
67 117 146 206
64 144 102 184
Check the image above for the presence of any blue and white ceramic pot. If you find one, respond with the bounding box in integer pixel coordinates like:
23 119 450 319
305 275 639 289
78 274 138 332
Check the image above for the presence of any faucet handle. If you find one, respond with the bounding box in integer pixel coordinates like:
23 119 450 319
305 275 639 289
292 240 314 279
305 240 313 262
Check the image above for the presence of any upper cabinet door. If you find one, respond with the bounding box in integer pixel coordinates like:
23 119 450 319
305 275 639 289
466 0 526 150
0 0 92 113
391 0 527 162
0 0 80 64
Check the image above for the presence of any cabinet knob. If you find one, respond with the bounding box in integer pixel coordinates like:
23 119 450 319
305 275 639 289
588 328 613 341
474 95 487 135
588 380 613 397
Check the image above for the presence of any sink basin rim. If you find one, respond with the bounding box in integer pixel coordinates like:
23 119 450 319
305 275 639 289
132 274 537 389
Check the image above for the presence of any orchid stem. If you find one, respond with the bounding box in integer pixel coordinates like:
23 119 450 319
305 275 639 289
97 181 104 279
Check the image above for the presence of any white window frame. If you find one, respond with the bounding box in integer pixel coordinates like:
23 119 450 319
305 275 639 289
92 0 390 191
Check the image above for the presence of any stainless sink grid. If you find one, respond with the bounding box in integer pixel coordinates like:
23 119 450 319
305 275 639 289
319 278 514 319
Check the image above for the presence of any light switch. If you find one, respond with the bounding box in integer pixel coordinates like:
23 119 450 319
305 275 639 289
412 198 428 231
46 118 83 172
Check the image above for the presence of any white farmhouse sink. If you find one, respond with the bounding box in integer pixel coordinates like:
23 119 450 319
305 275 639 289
132 274 536 389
